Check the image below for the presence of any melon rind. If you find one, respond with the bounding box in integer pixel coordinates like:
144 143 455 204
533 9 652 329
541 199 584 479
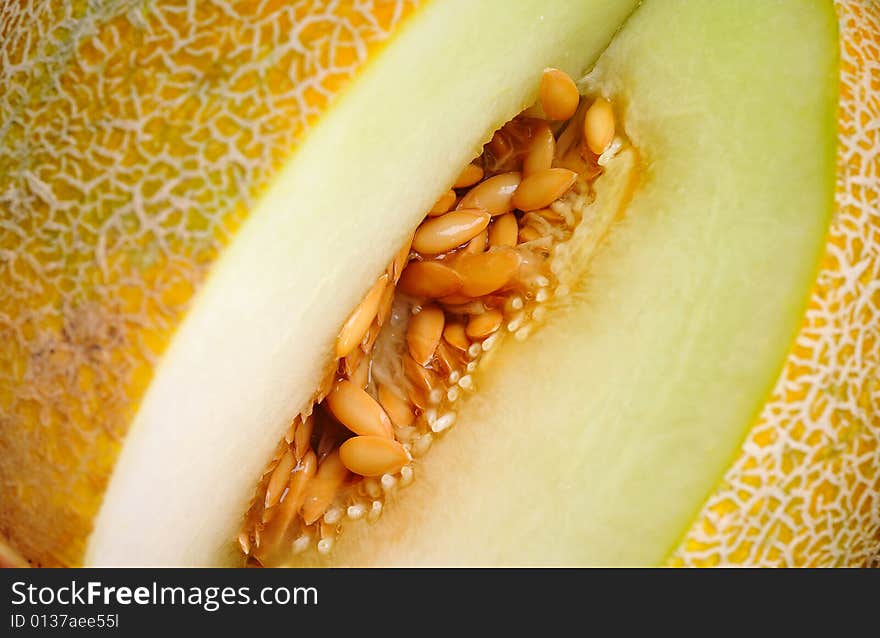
674 0 880 567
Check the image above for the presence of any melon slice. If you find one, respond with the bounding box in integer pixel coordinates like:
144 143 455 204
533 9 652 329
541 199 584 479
294 0 839 566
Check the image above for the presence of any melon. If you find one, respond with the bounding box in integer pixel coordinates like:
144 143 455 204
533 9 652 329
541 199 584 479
0 0 876 567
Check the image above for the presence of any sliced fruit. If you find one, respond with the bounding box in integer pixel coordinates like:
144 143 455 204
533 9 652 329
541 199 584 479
1 0 872 568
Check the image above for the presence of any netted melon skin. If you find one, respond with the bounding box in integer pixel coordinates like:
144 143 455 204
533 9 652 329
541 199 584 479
673 0 880 567
0 0 419 567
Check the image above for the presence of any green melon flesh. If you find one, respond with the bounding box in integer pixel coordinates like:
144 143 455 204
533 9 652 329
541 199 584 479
303 0 839 566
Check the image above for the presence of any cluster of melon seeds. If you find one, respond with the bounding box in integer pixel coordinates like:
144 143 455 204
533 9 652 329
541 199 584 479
239 68 622 566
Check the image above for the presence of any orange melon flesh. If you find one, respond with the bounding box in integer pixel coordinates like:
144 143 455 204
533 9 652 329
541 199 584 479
8 0 635 565
299 0 839 566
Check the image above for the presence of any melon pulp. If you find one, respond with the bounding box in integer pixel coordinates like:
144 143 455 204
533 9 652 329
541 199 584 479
293 0 838 566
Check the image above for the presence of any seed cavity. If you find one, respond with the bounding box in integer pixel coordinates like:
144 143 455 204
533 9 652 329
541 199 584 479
240 68 626 565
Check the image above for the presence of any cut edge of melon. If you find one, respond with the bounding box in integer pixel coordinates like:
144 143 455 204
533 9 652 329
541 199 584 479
84 0 639 566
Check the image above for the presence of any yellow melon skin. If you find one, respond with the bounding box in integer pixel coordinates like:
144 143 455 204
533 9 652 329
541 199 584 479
673 0 880 567
0 0 421 567
0 0 876 567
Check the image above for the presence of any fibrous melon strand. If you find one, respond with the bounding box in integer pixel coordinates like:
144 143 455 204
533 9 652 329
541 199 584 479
240 71 631 566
